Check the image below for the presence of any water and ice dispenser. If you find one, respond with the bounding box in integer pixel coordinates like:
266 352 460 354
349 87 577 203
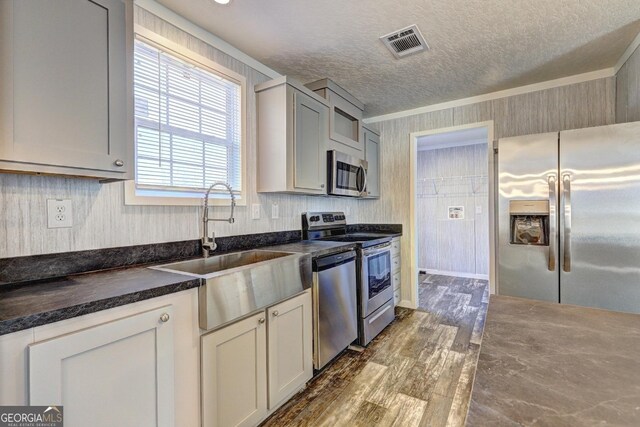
509 200 549 246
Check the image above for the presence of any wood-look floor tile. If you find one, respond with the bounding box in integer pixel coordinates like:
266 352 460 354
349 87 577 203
432 350 466 398
380 393 429 427
450 306 480 353
447 344 481 427
350 401 388 426
470 303 488 345
314 362 388 427
366 355 416 408
419 393 455 427
399 346 450 401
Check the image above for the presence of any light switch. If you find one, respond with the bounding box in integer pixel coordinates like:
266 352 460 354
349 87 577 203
476 205 482 215
271 203 279 219
252 203 261 220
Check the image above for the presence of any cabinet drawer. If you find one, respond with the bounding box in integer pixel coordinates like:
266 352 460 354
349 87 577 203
393 272 401 291
393 289 400 306
391 239 400 253
392 256 401 272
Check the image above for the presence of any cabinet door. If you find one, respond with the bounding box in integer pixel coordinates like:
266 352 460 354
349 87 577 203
328 93 363 152
0 0 130 176
267 291 313 410
29 306 174 427
293 91 328 192
201 312 267 427
364 129 381 198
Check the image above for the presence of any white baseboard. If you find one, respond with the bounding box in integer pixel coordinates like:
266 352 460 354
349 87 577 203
397 299 417 309
420 268 488 280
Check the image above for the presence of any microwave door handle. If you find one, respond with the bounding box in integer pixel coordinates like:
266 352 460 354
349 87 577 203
358 166 368 197
548 174 557 271
562 173 572 272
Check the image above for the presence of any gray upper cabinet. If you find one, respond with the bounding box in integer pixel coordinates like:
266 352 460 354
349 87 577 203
305 79 365 157
294 91 328 192
0 0 132 180
363 126 380 198
256 77 329 195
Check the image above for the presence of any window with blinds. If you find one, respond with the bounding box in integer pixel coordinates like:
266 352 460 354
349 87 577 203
133 38 243 198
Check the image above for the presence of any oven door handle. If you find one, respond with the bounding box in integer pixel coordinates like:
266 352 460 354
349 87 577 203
362 244 391 257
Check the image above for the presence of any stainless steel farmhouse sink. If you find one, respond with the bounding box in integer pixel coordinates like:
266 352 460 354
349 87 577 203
151 250 312 330
153 250 292 278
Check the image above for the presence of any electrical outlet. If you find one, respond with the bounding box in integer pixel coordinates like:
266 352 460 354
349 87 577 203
252 203 261 220
47 199 73 228
271 203 279 219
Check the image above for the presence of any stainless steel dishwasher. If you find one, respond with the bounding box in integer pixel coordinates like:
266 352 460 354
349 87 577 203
313 250 358 370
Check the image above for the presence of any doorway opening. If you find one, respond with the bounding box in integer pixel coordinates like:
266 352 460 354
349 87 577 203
409 122 495 310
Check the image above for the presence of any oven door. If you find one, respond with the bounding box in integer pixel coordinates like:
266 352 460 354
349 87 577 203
328 150 368 197
359 243 393 318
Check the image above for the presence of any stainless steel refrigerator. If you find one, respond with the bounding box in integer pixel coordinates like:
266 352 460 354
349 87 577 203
498 121 640 314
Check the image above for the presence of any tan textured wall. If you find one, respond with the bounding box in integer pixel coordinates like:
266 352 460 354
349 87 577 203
616 45 640 123
0 7 373 258
375 77 616 302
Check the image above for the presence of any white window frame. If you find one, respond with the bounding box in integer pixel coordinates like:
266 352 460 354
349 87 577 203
125 26 247 206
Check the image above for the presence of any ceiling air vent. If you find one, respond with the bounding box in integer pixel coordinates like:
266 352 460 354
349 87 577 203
380 25 429 59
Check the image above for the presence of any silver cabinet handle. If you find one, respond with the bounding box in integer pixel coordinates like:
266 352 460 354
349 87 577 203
114 159 124 167
258 317 266 324
548 175 557 271
272 310 279 317
562 173 572 272
320 184 325 188
160 313 170 323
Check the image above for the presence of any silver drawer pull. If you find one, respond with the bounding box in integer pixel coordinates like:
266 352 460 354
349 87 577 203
258 317 266 324
368 304 392 324
272 310 279 317
160 313 170 323
114 159 124 167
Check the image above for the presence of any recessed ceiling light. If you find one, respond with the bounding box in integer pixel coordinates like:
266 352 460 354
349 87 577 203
214 0 231 4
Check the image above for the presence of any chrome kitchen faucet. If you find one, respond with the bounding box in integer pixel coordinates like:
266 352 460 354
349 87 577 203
202 182 236 257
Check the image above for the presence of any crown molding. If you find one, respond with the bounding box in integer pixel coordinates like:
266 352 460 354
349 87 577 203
614 30 640 73
364 68 615 124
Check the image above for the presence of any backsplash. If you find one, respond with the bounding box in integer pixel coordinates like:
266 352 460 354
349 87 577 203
0 6 378 259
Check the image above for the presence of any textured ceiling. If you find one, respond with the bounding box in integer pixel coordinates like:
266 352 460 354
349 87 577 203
155 0 640 117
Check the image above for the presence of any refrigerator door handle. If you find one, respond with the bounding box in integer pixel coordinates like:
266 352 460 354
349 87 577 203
562 173 572 272
548 174 557 271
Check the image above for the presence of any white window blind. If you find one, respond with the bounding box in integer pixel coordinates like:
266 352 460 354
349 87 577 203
133 38 242 196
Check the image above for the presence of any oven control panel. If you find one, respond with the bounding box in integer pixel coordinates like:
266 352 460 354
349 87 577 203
303 212 347 228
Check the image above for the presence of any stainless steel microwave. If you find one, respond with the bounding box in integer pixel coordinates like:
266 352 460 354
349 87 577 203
327 150 368 197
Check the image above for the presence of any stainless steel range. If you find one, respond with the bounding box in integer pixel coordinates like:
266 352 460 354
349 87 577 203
303 212 395 346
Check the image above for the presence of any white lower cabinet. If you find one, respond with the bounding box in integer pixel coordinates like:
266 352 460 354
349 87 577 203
29 306 175 427
201 290 313 427
267 290 313 410
1 289 200 427
201 312 268 427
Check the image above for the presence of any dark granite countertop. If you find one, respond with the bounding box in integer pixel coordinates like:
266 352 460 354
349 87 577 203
0 266 200 336
0 228 402 336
